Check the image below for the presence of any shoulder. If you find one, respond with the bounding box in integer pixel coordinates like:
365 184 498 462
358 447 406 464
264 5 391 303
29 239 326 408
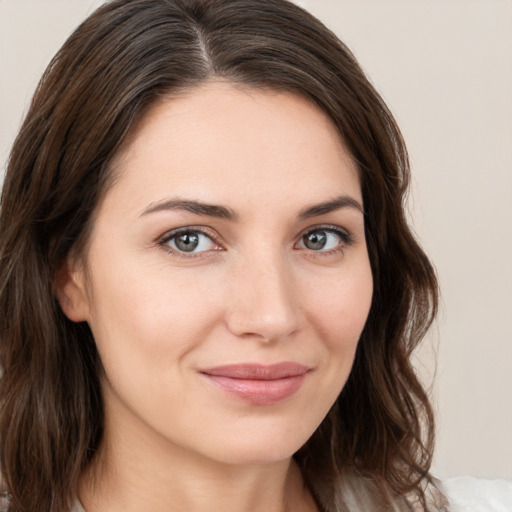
0 496 8 512
71 498 86 512
441 476 512 512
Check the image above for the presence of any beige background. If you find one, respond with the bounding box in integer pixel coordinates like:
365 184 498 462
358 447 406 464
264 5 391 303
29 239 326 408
1 0 511 480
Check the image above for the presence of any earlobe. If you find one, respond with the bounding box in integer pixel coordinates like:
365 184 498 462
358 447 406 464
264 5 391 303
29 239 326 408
54 256 90 323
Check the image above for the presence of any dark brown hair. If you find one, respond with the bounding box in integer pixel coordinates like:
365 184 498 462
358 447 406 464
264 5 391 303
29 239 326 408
0 1 443 511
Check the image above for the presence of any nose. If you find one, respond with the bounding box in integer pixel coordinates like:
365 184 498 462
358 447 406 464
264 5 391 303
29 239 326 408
225 250 299 343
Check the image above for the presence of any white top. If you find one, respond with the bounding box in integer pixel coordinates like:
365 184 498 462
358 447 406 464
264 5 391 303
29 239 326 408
70 477 512 512
441 476 512 512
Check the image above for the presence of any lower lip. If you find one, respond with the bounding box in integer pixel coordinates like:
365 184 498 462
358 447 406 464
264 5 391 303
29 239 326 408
202 374 307 405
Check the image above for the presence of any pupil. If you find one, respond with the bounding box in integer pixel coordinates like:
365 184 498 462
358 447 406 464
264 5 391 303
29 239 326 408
176 233 199 252
305 231 327 250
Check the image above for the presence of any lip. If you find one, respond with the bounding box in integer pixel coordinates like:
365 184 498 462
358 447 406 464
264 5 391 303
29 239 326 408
199 363 310 405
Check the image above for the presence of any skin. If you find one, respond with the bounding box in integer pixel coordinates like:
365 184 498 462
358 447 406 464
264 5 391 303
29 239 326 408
58 82 373 512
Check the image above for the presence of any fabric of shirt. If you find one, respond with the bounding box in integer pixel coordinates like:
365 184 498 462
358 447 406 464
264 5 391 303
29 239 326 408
441 476 512 512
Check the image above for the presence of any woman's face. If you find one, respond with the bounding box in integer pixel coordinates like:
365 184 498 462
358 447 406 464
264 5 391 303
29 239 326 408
61 83 373 465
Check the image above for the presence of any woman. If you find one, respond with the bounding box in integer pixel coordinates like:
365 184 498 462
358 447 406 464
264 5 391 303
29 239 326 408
0 0 458 511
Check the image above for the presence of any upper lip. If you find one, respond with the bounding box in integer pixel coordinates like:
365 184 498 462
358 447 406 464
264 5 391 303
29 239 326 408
200 362 310 380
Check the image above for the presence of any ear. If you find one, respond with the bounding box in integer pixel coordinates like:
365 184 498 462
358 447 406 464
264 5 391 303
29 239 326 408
54 255 90 322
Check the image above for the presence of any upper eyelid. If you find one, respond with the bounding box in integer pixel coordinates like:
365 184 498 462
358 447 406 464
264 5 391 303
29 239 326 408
301 224 348 234
158 225 219 243
299 224 352 239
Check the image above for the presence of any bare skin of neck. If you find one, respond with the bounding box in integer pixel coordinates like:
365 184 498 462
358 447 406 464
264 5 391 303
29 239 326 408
79 454 318 512
78 388 319 512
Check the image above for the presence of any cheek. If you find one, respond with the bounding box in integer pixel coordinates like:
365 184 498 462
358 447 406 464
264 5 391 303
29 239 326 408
301 263 373 354
86 260 225 377
287 263 373 439
85 263 230 430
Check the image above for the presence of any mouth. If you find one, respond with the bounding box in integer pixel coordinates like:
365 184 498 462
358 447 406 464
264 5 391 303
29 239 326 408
199 362 310 405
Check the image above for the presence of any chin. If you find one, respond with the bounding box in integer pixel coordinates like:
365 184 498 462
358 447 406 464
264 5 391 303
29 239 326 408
207 444 299 466
194 421 316 466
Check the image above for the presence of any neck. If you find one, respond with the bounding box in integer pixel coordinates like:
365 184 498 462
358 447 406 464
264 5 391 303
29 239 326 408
78 390 317 512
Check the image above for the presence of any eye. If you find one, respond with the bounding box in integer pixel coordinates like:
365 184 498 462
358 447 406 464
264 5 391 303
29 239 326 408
297 227 352 252
160 229 218 254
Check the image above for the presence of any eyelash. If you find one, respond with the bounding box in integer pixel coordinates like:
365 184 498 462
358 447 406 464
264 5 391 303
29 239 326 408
157 224 354 259
299 225 354 256
157 226 221 260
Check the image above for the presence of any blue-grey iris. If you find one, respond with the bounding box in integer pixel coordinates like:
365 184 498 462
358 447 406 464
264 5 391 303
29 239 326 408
175 233 199 252
303 231 327 250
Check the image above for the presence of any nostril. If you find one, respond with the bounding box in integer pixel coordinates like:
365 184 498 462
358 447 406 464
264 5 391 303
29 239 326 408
225 309 298 342
226 260 299 341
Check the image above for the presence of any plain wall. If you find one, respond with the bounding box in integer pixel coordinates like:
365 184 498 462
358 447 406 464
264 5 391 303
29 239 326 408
1 0 511 480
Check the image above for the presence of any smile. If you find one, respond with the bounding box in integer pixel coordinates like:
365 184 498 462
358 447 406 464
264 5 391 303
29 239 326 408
199 362 310 405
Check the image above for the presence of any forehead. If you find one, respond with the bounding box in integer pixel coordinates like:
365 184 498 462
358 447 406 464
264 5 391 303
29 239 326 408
105 82 361 218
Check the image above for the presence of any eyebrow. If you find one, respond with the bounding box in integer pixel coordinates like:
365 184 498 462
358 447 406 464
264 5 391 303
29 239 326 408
140 199 238 220
298 195 364 219
140 194 363 221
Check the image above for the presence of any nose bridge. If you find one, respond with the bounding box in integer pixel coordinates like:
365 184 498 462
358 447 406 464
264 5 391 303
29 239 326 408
227 243 298 341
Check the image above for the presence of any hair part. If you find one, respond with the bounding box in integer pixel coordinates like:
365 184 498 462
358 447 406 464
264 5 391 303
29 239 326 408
0 1 444 511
